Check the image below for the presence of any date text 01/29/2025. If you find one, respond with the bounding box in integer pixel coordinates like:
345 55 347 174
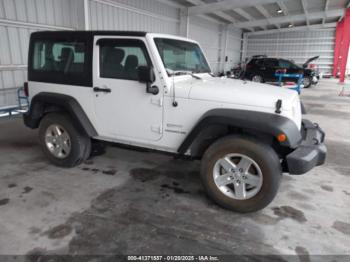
127 255 220 261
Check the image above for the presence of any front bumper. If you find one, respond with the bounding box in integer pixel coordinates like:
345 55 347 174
286 119 326 175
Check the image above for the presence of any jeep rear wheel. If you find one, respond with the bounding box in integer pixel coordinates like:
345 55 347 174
39 113 91 167
200 136 281 213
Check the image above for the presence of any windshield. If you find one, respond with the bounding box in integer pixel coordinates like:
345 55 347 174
154 38 211 74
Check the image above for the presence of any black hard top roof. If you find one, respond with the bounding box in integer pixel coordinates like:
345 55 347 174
31 30 148 38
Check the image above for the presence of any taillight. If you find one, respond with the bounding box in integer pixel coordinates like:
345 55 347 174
24 82 29 97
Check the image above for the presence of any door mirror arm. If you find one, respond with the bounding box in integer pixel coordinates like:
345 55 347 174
146 84 159 95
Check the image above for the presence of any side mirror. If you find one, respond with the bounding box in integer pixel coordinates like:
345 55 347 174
138 66 155 83
137 66 159 95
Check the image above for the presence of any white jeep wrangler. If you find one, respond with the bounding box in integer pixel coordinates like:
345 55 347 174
24 31 326 212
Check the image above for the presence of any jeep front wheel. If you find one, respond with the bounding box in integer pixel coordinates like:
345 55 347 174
39 113 91 167
200 136 281 213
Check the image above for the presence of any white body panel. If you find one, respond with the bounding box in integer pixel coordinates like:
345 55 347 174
28 33 302 154
92 36 164 142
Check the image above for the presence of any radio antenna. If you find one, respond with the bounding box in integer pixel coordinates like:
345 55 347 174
172 73 178 107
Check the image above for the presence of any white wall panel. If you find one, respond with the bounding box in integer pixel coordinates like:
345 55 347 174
0 0 243 108
188 16 222 73
88 0 179 34
245 29 335 74
0 0 78 108
225 27 242 72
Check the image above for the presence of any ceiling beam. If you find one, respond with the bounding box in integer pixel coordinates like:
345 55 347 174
154 0 184 8
185 0 254 31
276 0 292 28
277 1 289 15
245 22 337 35
234 8 253 21
233 9 344 28
233 8 264 30
255 5 270 18
322 0 329 25
186 0 235 22
301 0 310 26
177 0 225 25
255 5 280 29
188 0 288 16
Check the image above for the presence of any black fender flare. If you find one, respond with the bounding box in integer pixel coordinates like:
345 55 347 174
23 92 97 137
178 109 302 154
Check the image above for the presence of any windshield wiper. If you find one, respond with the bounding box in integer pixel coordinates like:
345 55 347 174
166 69 202 80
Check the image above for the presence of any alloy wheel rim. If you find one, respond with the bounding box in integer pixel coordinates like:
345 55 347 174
252 75 262 82
213 154 263 200
303 77 310 86
45 124 71 159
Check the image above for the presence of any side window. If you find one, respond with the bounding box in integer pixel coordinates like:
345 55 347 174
264 59 278 68
32 41 86 74
99 39 150 81
279 60 292 69
255 59 264 66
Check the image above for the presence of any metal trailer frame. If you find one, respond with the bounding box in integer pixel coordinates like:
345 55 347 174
0 87 29 117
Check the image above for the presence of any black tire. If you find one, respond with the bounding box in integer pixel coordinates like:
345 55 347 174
303 76 312 88
200 135 281 213
90 140 107 158
251 75 264 83
39 113 91 167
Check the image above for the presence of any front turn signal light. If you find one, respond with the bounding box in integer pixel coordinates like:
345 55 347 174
277 134 287 142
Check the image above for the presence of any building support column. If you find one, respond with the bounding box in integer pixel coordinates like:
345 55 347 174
84 0 90 30
241 33 248 63
179 8 189 38
332 20 343 77
219 24 229 74
339 8 350 83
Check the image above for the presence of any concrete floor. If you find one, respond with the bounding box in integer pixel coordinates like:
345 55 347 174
0 79 350 259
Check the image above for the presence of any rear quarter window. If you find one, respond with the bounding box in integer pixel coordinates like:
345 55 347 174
32 41 85 73
28 34 92 87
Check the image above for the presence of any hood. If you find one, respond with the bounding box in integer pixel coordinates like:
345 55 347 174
303 56 319 67
183 77 299 111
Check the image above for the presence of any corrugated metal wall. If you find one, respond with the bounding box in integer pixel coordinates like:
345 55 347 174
188 16 222 73
0 0 243 108
0 0 81 108
187 18 242 73
245 29 335 74
87 1 242 73
88 0 179 34
226 27 243 72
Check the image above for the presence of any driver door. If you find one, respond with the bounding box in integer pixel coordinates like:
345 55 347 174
93 37 164 143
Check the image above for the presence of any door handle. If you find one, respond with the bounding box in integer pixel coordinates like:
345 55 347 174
93 87 111 93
